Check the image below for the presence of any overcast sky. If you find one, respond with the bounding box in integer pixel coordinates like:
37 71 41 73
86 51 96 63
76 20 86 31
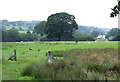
0 0 118 28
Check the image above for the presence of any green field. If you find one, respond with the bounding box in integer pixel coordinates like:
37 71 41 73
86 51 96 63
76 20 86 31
1 41 120 80
5 26 28 30
5 26 33 34
19 31 33 33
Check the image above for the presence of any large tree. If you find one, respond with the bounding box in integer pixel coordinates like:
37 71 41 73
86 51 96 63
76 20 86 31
45 12 78 41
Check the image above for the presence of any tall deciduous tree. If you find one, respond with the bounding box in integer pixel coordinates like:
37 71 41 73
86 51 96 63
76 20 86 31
6 29 19 42
45 12 78 41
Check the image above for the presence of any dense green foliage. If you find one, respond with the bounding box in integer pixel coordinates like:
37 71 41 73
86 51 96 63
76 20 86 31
73 32 95 41
2 29 37 42
2 29 19 42
40 33 95 41
106 28 120 38
90 31 99 37
110 1 120 17
76 35 95 41
76 25 109 35
34 21 46 36
111 33 120 41
45 12 78 41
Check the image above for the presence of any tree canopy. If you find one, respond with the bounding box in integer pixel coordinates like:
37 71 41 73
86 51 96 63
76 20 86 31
111 33 120 41
5 29 19 42
105 28 120 38
90 31 99 37
45 12 78 41
110 1 120 17
73 31 95 41
34 21 47 36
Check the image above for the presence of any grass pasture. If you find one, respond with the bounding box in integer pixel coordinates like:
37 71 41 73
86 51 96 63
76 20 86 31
5 26 28 30
19 31 33 34
2 41 120 80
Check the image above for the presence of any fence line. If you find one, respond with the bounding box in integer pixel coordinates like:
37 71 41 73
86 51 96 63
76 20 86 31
47 50 66 63
2 50 17 61
2 51 14 57
2 51 13 52
47 50 57 63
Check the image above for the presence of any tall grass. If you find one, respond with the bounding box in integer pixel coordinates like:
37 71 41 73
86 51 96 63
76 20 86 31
21 48 120 80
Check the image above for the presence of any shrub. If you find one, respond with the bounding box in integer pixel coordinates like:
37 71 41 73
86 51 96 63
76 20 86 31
74 35 95 41
21 64 33 76
111 34 120 41
109 63 120 73
40 36 48 41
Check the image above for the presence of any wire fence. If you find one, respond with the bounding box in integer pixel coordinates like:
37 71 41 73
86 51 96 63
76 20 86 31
2 50 17 61
2 51 14 58
47 50 66 63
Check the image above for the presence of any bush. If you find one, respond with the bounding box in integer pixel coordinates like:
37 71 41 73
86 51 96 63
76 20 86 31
40 36 48 41
21 64 34 76
74 35 95 41
111 34 120 41
109 63 120 73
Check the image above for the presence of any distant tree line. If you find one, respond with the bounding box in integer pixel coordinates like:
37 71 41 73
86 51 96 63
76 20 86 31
1 20 40 31
105 28 120 41
75 26 108 35
2 29 38 42
1 20 40 27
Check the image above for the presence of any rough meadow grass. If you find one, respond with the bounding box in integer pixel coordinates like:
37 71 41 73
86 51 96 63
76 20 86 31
2 41 119 80
21 48 120 80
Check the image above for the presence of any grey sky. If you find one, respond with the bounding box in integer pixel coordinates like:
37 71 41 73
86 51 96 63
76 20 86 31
0 0 118 28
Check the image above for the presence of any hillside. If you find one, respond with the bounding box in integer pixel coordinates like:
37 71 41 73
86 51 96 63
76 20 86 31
76 25 111 35
1 20 111 35
1 20 40 32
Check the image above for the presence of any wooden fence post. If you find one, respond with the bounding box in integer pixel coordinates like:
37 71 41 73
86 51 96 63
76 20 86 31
14 50 17 61
105 77 107 82
64 53 66 59
47 50 51 62
56 55 57 59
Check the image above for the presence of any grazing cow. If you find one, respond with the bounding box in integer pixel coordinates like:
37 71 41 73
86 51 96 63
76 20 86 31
29 48 32 50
